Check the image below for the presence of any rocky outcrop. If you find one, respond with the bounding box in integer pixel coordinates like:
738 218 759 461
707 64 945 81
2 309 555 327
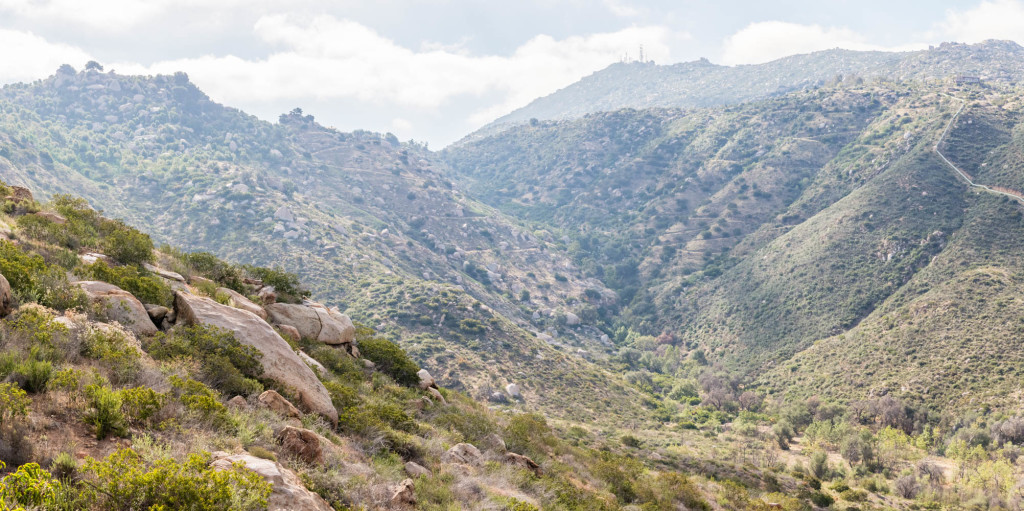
299 351 327 375
265 303 355 345
505 452 543 476
441 443 482 466
258 390 301 418
34 211 66 224
211 452 333 511
481 433 507 453
144 304 168 323
417 369 436 390
505 383 522 400
390 478 416 507
76 281 158 336
216 287 267 320
175 292 337 423
143 263 185 282
0 273 11 318
277 426 323 464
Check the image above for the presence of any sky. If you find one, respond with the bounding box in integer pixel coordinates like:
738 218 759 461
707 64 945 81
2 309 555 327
2 1 1024 147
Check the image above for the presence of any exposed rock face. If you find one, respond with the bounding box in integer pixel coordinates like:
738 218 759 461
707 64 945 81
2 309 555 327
0 273 11 318
265 303 354 344
76 281 158 336
505 383 522 400
78 252 113 266
216 287 268 320
210 452 333 511
390 478 416 507
277 426 323 464
175 292 337 423
505 452 543 476
404 461 431 477
441 443 482 465
258 390 301 418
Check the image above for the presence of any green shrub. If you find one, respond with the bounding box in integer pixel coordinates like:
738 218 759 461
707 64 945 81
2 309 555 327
504 413 556 459
79 448 271 511
119 386 164 426
247 446 277 461
310 346 363 384
0 383 30 425
169 376 234 430
430 406 496 444
182 252 245 291
84 384 127 440
324 380 361 412
101 220 154 265
840 489 868 502
82 327 142 384
809 491 834 507
242 264 309 303
0 461 62 509
145 325 263 396
356 331 420 386
79 260 172 307
0 239 48 301
10 359 52 393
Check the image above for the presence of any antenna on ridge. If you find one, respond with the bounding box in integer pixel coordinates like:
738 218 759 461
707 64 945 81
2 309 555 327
639 44 645 63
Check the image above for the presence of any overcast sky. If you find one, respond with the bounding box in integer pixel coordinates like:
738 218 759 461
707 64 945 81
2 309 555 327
2 0 1024 147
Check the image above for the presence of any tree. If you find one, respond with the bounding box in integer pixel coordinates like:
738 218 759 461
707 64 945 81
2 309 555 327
85 61 104 72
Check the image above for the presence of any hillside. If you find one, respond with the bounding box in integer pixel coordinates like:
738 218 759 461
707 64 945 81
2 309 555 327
472 40 1024 139
445 79 1024 417
0 66 651 427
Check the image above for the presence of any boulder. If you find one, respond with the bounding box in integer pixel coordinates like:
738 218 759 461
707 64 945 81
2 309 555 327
427 387 447 405
390 478 416 507
144 304 168 323
404 461 431 478
277 426 323 464
441 443 481 465
488 391 509 403
313 307 355 345
505 383 522 400
143 263 185 282
481 433 506 453
175 292 337 424
258 390 301 418
76 281 158 336
417 369 436 390
265 303 322 340
0 273 11 318
227 396 249 409
275 324 301 344
216 287 267 320
565 312 581 326
505 452 543 476
258 286 277 304
210 452 333 511
362 359 376 369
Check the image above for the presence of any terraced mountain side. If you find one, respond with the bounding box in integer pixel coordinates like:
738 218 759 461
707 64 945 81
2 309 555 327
0 67 650 426
476 39 1024 138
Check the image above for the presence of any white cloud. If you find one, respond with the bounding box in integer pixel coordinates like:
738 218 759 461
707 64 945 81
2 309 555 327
932 0 1024 43
0 0 168 30
114 15 677 127
720 21 924 66
0 29 92 83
